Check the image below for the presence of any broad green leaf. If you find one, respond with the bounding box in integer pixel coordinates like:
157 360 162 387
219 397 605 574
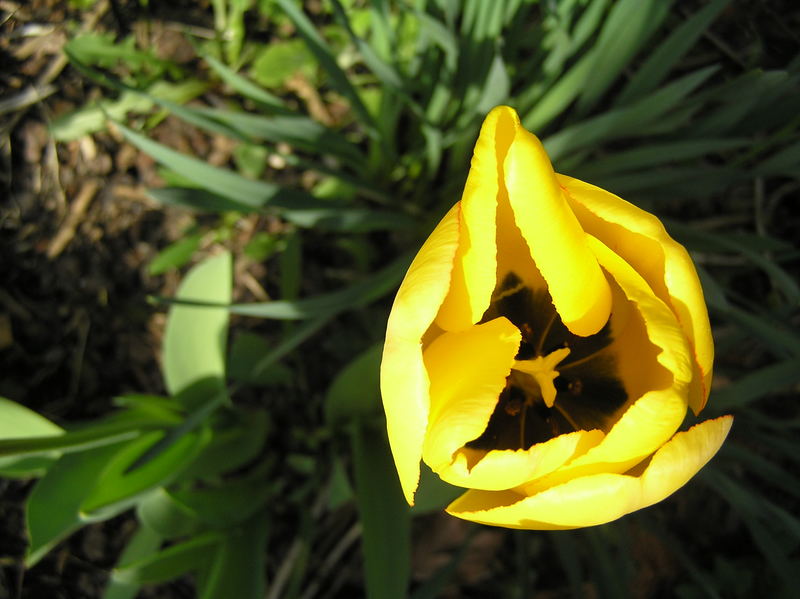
0 397 63 474
251 38 316 88
245 314 333 380
66 33 175 74
125 381 227 474
0 407 178 459
80 428 210 515
137 488 201 538
51 91 151 141
176 408 269 481
228 332 293 386
148 233 203 275
168 474 272 529
410 463 463 515
352 424 410 599
103 524 163 599
163 252 232 396
26 441 127 566
325 344 382 427
111 533 221 585
197 512 269 599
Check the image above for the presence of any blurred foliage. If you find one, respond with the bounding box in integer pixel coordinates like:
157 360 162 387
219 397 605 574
3 0 800 597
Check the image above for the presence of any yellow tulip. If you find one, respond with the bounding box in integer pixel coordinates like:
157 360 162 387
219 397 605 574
380 106 732 529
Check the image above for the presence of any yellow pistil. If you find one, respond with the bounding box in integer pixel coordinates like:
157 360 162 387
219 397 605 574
512 347 571 408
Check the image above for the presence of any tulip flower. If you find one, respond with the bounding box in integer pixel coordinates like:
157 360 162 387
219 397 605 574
380 106 732 529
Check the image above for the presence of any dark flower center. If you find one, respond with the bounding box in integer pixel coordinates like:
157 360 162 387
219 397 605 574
466 272 627 451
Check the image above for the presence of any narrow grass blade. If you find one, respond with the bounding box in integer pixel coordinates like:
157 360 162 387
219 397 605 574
114 120 314 209
543 65 719 160
228 253 410 319
351 424 411 599
616 0 732 105
275 0 376 133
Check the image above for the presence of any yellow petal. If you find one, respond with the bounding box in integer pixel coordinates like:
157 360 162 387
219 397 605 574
436 429 604 491
521 236 694 490
447 474 641 530
446 416 732 529
640 415 733 507
381 204 461 505
499 108 611 337
422 317 521 471
560 175 713 413
436 107 515 331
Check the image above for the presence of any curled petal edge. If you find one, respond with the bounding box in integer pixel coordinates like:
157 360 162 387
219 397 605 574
381 204 461 505
446 415 733 529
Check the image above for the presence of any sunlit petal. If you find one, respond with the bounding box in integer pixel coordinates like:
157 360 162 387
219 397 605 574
561 175 713 413
447 416 731 529
381 203 461 504
422 317 521 471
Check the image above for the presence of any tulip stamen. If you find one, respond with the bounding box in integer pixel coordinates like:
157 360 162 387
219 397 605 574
535 310 559 355
466 271 628 451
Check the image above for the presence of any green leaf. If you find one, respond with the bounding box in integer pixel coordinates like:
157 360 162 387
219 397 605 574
572 138 750 179
163 252 232 396
103 524 163 599
148 187 256 213
114 121 314 210
197 512 269 599
137 488 201 538
176 409 269 481
475 52 510 114
228 332 293 386
351 424 411 599
51 91 151 141
711 358 800 412
575 0 671 114
80 428 210 516
615 0 732 105
0 398 63 475
202 52 288 111
148 233 203 275
250 38 316 88
274 0 376 132
26 441 127 566
410 463 463 515
325 344 382 427
757 140 800 177
168 474 272 529
192 107 366 169
228 252 410 319
543 65 719 160
111 533 221 585
0 407 178 459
